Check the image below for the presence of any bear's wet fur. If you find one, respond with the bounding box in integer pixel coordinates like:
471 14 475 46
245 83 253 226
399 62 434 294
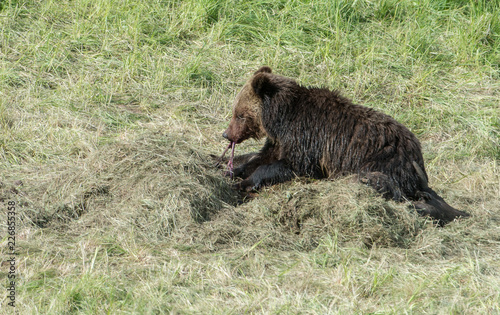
222 66 469 224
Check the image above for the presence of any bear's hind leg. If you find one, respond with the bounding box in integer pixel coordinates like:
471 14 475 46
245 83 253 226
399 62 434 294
411 161 470 225
412 188 470 225
359 171 403 201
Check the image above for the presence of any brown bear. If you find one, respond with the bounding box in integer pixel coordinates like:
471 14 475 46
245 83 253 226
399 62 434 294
221 66 469 224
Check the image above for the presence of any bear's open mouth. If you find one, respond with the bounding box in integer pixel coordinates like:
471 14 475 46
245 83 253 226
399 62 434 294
217 141 236 179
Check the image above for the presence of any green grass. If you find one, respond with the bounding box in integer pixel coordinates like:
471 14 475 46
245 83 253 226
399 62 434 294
1 0 499 313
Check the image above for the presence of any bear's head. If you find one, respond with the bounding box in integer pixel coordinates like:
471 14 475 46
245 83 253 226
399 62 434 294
222 66 280 143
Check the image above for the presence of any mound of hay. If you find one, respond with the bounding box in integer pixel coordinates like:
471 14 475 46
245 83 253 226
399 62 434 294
21 132 238 237
200 178 425 251
16 131 426 250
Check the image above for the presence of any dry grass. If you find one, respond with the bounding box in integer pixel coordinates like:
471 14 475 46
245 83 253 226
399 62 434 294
2 129 499 313
1 0 499 313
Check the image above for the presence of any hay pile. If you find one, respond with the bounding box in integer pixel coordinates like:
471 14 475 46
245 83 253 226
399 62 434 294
8 132 427 251
204 178 425 251
16 132 237 236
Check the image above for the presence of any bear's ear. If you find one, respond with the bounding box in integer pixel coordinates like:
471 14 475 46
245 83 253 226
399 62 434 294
251 73 277 99
254 66 272 74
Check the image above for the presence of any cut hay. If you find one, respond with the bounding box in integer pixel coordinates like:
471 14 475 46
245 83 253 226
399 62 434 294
18 132 238 239
9 132 432 251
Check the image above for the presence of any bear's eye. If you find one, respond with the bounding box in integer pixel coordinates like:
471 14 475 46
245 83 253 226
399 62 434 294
236 114 246 120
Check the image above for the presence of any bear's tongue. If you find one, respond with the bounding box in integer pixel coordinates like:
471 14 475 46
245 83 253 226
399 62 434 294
217 142 236 179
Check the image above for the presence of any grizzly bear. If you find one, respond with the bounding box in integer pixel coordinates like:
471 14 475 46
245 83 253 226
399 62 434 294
221 66 469 224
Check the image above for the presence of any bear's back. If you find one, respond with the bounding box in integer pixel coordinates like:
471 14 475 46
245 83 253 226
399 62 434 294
276 85 426 199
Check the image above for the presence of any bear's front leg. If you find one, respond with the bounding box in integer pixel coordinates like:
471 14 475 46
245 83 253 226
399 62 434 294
233 154 264 179
235 160 295 191
233 138 280 179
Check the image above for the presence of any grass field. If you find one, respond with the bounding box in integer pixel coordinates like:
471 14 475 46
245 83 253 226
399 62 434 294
1 0 499 313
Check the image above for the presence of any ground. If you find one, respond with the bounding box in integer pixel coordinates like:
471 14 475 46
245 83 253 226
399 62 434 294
0 0 499 313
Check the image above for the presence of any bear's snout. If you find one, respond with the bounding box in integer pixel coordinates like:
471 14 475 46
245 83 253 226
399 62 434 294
223 130 235 142
223 120 242 143
222 129 237 142
222 128 241 143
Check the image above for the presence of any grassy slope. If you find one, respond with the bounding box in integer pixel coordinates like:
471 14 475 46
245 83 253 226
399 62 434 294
0 0 499 313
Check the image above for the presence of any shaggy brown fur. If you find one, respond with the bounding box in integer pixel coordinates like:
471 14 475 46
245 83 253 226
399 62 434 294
222 66 469 224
